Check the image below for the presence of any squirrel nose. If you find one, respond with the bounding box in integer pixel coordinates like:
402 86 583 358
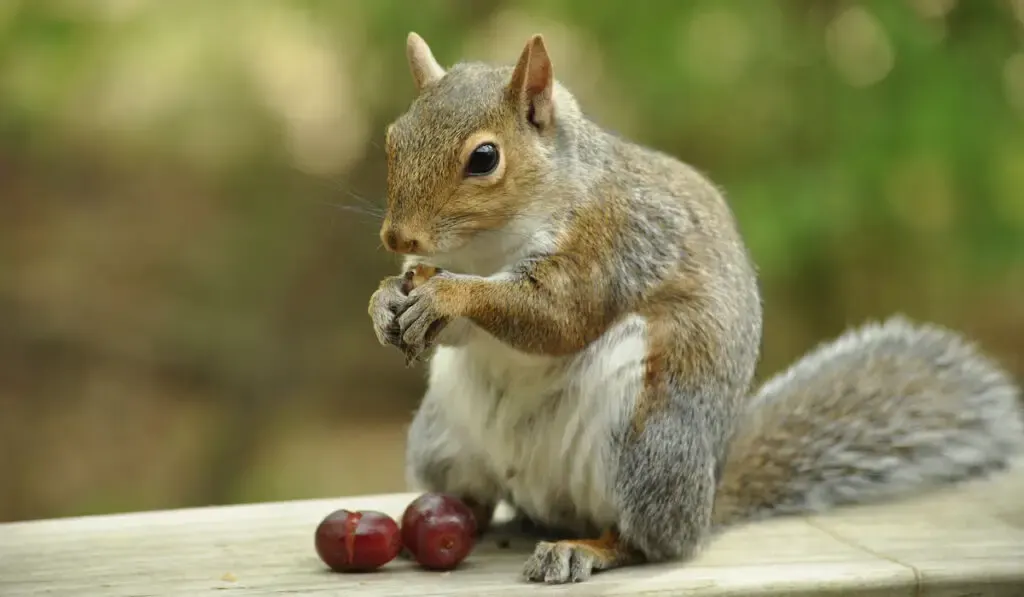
382 227 424 255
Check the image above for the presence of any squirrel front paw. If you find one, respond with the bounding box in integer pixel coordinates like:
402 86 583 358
367 275 407 349
369 266 448 362
395 271 451 365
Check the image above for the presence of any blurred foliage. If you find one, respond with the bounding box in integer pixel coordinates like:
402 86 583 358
1 0 1022 522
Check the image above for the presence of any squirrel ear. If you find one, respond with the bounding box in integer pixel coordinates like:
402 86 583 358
507 34 555 130
406 32 445 92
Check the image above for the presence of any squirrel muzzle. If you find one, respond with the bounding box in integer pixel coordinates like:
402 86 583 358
380 222 430 255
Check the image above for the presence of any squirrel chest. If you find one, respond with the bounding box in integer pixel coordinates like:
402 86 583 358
425 314 649 530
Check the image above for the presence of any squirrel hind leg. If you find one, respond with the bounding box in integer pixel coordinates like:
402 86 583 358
522 349 728 581
611 404 720 565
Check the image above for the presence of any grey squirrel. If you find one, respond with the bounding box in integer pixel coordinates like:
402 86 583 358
367 32 1024 584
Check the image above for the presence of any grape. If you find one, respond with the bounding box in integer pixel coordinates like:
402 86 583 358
400 493 477 570
314 509 402 572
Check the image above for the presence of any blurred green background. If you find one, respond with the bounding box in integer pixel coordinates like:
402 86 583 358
1 0 1022 523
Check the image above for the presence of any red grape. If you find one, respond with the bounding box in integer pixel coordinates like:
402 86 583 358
400 493 477 570
314 509 402 572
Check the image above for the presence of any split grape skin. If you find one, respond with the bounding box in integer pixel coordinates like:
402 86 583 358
314 509 402 572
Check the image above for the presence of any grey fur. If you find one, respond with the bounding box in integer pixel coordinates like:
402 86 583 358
714 315 1024 525
615 405 718 562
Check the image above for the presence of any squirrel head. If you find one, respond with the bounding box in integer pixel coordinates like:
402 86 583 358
380 32 578 258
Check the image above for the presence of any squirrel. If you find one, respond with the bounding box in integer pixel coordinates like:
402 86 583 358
367 32 1024 584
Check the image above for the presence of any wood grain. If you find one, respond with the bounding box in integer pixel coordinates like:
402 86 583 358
1 464 1022 596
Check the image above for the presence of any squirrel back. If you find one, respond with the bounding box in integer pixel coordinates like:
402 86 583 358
713 315 1024 527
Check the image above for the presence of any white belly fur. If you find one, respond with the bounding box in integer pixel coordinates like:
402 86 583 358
423 314 649 530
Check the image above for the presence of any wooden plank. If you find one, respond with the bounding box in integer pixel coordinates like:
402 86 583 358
1 465 1022 596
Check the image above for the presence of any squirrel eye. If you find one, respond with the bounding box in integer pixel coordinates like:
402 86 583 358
465 143 499 177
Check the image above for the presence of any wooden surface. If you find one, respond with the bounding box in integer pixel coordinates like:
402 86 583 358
2 465 1023 596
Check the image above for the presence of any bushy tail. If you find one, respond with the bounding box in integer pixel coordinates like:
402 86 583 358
712 316 1024 527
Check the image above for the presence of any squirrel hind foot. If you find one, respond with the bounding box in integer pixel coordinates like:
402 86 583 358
521 531 635 584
